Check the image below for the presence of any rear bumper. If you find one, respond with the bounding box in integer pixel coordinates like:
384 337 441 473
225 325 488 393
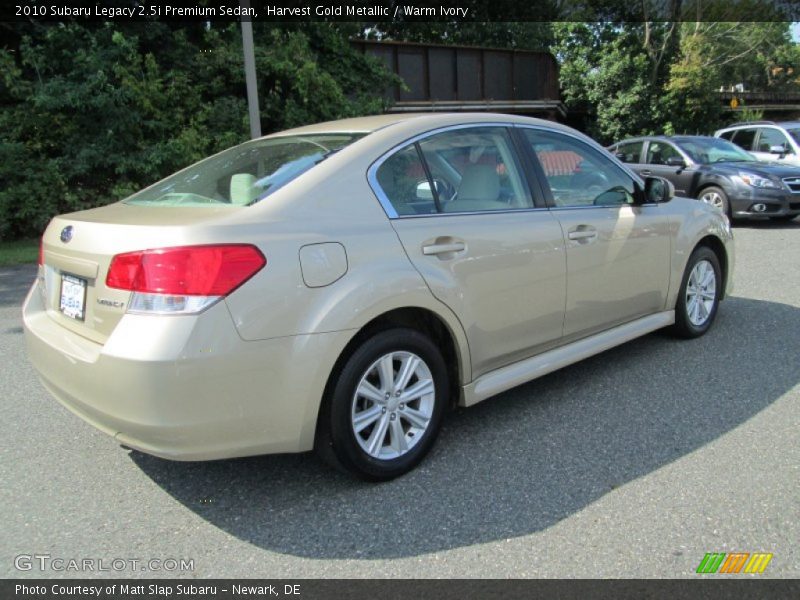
23 280 352 460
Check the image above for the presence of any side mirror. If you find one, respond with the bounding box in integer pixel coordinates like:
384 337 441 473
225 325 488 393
769 145 787 157
665 156 686 168
643 176 673 203
615 152 627 161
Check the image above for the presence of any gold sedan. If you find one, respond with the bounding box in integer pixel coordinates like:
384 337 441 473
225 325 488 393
24 113 734 480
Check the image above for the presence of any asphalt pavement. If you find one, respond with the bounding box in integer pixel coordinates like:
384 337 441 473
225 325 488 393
1 219 798 578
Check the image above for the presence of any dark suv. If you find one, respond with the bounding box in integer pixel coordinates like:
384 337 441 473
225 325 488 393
609 135 800 220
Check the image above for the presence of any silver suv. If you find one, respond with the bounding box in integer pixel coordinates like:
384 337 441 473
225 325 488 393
714 121 800 167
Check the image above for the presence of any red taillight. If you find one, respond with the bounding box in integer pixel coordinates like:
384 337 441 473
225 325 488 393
106 244 266 296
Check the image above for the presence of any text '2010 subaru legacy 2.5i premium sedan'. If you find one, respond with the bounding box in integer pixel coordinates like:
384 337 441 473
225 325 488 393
610 135 800 221
24 114 734 480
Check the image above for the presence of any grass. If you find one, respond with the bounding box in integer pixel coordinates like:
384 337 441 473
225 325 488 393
0 238 39 267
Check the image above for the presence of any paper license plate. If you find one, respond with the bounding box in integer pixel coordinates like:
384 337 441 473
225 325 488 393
60 274 87 321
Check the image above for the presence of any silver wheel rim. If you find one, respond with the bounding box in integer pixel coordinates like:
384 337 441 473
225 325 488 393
700 191 725 211
686 259 717 327
351 351 434 460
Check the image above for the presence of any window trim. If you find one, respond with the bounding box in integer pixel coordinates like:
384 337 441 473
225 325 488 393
367 123 544 219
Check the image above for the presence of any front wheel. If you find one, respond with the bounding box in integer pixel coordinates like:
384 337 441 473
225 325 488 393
316 328 448 481
698 186 730 217
671 246 722 338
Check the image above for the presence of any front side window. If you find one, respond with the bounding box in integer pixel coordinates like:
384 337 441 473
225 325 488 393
521 129 636 208
757 128 793 154
125 134 363 207
375 126 532 216
645 141 683 165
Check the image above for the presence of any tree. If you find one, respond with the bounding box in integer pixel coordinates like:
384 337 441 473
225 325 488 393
0 21 396 240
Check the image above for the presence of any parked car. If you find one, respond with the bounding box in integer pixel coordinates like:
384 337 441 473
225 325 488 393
609 135 800 220
714 120 800 167
24 114 734 480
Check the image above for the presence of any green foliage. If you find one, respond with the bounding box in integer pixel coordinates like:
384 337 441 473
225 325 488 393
554 21 800 143
553 23 671 143
0 22 396 240
663 25 723 135
0 238 39 266
735 107 765 122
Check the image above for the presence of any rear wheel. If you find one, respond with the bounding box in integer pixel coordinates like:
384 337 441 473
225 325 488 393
672 246 721 338
316 328 448 481
698 186 730 217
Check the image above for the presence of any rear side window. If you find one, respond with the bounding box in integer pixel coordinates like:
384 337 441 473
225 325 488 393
731 128 757 151
375 127 532 216
375 145 432 216
614 141 644 163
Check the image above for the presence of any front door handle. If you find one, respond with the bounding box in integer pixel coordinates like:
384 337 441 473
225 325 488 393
567 226 597 243
640 169 652 176
422 241 466 255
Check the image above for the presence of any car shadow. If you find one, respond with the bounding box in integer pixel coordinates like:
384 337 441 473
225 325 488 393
130 296 799 559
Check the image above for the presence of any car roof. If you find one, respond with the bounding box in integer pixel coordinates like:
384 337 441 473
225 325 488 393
267 112 579 137
719 121 800 130
615 135 722 144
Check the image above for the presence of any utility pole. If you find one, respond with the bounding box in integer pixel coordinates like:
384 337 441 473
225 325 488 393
240 0 261 139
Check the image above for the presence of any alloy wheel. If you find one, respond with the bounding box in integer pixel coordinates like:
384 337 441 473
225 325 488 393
351 351 435 460
685 259 717 327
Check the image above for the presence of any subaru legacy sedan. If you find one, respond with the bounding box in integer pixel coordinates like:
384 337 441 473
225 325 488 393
610 135 800 221
24 114 733 480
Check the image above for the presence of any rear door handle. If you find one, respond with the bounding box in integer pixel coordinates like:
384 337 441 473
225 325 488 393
640 169 652 176
422 241 466 255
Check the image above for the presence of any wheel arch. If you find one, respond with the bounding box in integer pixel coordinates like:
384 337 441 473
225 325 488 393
694 235 729 301
311 305 469 451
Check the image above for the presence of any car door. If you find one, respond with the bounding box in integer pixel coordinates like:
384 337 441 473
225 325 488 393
639 140 696 197
516 127 672 339
753 127 797 164
370 125 567 378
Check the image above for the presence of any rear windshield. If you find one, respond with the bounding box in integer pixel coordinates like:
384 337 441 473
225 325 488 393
124 133 365 207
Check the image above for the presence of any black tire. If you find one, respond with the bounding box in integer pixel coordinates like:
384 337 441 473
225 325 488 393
315 328 448 481
697 186 730 218
671 246 722 339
